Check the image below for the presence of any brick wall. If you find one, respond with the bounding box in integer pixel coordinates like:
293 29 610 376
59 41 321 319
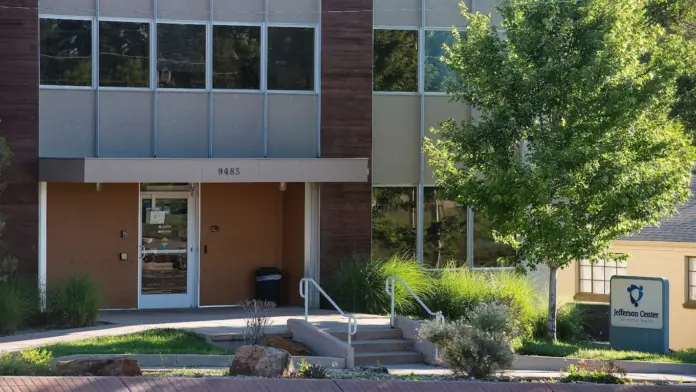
319 0 373 283
0 0 39 274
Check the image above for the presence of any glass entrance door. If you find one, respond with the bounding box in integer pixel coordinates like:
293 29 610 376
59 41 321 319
139 193 194 309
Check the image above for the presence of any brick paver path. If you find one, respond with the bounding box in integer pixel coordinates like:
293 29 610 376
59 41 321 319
0 377 691 392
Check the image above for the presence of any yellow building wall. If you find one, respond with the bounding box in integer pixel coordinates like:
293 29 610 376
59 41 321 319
557 241 696 350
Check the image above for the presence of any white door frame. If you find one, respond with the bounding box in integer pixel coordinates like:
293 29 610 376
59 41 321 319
138 188 199 309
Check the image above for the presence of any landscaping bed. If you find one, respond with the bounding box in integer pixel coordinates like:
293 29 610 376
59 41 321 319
518 340 696 364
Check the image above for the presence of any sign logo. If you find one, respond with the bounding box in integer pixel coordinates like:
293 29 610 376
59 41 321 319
627 284 643 307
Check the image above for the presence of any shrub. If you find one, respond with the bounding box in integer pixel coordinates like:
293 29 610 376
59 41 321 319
47 274 101 328
419 302 523 378
326 254 431 315
532 302 589 342
0 349 54 376
240 299 275 345
425 267 539 336
562 360 627 384
297 358 328 379
0 277 37 335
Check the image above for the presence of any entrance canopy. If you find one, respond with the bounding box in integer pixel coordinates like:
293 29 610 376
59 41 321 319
39 157 369 183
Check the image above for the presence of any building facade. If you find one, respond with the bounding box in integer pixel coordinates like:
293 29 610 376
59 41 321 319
1 0 511 310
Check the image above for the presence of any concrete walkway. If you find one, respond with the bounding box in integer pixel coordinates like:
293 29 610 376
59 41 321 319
0 377 690 392
0 307 391 353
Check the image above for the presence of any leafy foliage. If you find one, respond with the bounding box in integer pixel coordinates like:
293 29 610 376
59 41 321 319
419 302 522 378
47 274 101 328
426 0 696 340
0 349 54 376
562 361 628 384
326 254 431 315
297 359 328 379
532 302 590 342
0 277 37 336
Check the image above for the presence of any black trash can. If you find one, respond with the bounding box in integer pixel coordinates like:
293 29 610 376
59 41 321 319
255 267 282 305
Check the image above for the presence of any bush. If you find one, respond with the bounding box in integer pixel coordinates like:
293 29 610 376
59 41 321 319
419 302 523 378
562 360 627 384
326 254 431 315
47 274 101 328
532 302 590 342
297 358 328 379
0 349 54 376
0 277 38 335
425 267 539 336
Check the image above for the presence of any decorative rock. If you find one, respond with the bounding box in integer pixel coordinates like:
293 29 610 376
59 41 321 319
264 335 312 356
358 365 389 374
56 358 142 377
229 345 295 378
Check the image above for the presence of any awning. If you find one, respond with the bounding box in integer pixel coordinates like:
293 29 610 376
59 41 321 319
39 157 369 183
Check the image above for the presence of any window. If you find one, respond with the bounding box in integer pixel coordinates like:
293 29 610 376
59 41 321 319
372 187 417 259
688 257 696 301
267 27 315 91
424 30 458 93
423 187 467 268
157 24 206 89
40 19 92 86
99 21 150 88
213 25 261 90
474 212 516 267
373 29 418 92
579 259 627 295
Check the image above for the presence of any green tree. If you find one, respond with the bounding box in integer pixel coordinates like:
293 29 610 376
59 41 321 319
426 0 696 341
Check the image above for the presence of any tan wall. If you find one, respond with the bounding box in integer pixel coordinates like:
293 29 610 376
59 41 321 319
199 183 304 306
282 183 305 306
47 183 139 309
557 241 696 350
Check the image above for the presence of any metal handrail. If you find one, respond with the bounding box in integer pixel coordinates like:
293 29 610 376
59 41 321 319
385 275 445 328
299 278 358 345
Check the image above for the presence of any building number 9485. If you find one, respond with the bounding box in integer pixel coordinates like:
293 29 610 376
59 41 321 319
218 168 240 176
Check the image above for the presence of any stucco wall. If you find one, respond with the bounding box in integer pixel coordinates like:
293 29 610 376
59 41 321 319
557 241 696 350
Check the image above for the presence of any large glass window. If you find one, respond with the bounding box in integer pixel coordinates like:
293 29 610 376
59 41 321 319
372 187 417 259
424 30 458 93
689 257 696 301
40 19 92 86
473 212 516 267
373 29 418 92
213 25 261 90
157 24 206 89
423 187 467 268
579 259 627 295
267 27 315 91
99 21 150 88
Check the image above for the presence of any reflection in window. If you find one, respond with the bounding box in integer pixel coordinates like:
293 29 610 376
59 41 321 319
473 212 516 267
423 188 467 268
40 19 92 86
425 30 458 93
213 25 261 89
267 27 314 90
579 259 627 295
373 29 418 92
99 21 150 88
372 187 417 259
157 24 206 89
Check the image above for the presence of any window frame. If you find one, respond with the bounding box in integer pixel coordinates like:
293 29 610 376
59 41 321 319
685 257 696 309
576 258 627 301
155 20 208 91
211 21 264 93
39 14 96 90
265 23 318 94
97 18 153 90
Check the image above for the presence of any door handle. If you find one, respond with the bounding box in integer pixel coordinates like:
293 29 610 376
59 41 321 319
204 245 208 254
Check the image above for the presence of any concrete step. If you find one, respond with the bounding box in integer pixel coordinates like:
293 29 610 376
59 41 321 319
354 351 424 366
351 339 413 354
329 328 402 341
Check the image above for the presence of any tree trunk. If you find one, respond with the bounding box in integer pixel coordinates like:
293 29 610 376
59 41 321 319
547 266 558 342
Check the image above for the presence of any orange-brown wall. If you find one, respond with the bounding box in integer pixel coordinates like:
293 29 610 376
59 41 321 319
282 183 305 306
199 183 304 306
47 183 139 309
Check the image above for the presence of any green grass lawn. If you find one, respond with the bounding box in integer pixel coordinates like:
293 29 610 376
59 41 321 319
43 328 232 358
517 340 696 364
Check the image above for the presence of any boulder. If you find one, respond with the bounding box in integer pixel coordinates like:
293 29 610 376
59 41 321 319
264 335 312 356
56 358 142 377
229 345 294 378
